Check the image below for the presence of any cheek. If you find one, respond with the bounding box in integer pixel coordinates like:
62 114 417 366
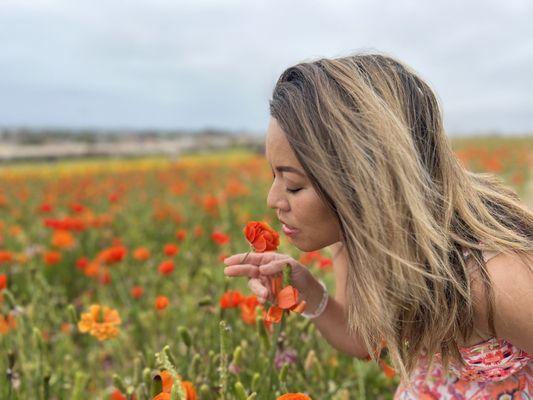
295 193 334 228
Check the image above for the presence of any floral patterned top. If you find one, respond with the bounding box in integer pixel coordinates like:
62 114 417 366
394 249 533 399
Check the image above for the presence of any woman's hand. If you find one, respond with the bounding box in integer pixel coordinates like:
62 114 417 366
223 252 314 304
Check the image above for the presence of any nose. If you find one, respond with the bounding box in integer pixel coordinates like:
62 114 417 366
266 181 289 211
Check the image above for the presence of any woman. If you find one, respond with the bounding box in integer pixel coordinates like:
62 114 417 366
223 53 533 398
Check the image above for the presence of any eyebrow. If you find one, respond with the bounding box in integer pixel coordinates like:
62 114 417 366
273 165 306 177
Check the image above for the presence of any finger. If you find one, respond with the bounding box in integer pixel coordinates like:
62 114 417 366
223 264 259 278
258 275 274 302
223 252 284 266
248 278 268 300
259 257 293 275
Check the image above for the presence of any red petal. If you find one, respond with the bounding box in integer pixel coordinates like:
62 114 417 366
277 285 298 309
290 300 306 314
265 305 283 323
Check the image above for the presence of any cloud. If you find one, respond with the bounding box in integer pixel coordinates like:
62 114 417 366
0 0 532 134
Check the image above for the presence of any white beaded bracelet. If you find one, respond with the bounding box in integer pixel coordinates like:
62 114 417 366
301 279 329 319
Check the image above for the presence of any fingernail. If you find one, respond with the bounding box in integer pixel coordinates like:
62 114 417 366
223 258 230 264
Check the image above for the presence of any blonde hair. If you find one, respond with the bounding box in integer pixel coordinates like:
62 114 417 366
269 51 533 379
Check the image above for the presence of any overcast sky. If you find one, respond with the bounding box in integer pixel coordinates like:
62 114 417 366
1 0 532 136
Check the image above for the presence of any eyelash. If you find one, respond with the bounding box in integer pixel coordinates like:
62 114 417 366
286 188 302 194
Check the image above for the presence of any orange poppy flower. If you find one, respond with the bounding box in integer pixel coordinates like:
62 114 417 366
51 229 75 249
0 250 13 264
244 221 279 252
160 370 174 392
60 322 72 334
9 225 22 236
276 394 312 400
0 313 16 335
379 359 396 378
265 274 306 324
133 247 151 261
155 370 197 400
239 295 260 325
84 260 101 278
0 274 7 290
15 252 27 265
43 250 62 266
155 296 170 310
77 304 121 341
265 305 284 324
364 340 396 378
224 177 249 198
201 194 219 216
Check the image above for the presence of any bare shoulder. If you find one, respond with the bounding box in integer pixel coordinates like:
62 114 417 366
470 250 533 353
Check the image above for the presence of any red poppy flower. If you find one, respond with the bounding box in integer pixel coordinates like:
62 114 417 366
158 260 175 276
97 245 127 265
211 231 230 245
110 389 127 400
239 295 260 325
155 296 169 310
219 290 244 309
175 229 187 241
265 274 306 324
276 394 312 400
163 244 179 256
76 257 89 271
193 226 203 238
130 286 144 299
244 221 279 252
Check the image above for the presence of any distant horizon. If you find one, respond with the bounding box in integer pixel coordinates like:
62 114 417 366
1 124 532 139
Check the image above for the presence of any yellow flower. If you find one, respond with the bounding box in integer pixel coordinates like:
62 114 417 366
77 304 121 341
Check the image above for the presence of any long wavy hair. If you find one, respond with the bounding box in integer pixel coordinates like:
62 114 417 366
269 52 533 379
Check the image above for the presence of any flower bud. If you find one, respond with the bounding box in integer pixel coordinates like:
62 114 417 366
178 326 192 348
234 381 248 400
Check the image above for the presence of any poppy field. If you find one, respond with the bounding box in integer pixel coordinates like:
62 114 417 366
0 135 531 399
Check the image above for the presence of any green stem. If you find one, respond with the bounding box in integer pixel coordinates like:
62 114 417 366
264 313 285 397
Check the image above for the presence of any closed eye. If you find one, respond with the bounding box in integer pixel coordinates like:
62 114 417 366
271 171 302 194
286 188 302 194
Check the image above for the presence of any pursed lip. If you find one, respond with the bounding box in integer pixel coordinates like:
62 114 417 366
279 219 298 231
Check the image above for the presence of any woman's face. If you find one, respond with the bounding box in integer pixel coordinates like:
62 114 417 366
265 117 341 251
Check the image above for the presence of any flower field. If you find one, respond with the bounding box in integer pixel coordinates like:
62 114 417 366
0 136 531 399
